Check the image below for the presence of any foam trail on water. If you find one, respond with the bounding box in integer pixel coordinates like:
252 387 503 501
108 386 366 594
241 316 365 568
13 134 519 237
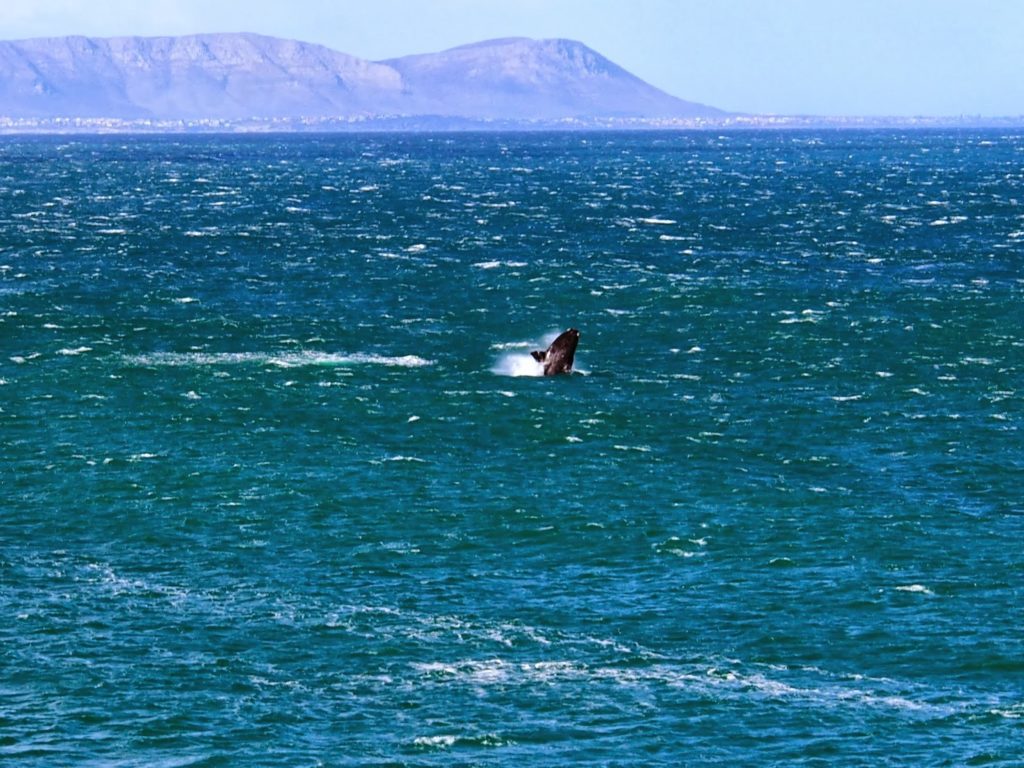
123 351 434 368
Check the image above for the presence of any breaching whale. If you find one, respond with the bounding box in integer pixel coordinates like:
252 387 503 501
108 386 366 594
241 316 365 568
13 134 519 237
531 328 580 376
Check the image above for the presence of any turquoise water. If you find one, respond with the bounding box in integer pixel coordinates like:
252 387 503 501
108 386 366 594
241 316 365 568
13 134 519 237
2 131 1022 765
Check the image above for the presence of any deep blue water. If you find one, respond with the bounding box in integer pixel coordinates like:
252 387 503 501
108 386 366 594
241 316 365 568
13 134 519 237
1 131 1022 766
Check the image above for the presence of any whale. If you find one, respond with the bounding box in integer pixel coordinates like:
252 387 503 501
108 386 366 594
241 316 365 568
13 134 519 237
531 328 580 376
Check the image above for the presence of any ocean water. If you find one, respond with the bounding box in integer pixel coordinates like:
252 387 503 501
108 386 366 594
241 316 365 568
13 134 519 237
1 131 1022 766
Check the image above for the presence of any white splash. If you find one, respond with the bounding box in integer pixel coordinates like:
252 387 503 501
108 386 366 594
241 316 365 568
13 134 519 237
492 330 566 377
492 352 544 377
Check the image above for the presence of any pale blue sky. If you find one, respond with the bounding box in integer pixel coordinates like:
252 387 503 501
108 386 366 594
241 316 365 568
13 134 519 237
1 0 1021 116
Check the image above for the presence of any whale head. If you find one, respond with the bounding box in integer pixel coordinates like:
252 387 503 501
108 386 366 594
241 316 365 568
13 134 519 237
530 328 580 376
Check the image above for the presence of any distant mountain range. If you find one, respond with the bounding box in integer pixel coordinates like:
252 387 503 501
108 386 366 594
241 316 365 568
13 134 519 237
0 33 724 127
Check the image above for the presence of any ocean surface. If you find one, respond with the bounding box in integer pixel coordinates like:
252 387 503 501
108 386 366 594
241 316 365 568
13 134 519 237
1 131 1022 766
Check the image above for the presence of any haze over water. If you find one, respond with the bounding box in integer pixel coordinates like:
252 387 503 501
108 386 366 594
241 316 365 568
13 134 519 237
2 131 1022 765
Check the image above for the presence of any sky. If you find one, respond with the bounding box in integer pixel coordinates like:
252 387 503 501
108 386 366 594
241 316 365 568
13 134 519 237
1 0 1021 117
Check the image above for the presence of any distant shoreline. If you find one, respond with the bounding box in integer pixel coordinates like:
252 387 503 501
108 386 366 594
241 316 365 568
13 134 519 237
2 114 1023 135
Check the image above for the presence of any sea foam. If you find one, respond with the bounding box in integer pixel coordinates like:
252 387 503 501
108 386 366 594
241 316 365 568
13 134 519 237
124 351 434 368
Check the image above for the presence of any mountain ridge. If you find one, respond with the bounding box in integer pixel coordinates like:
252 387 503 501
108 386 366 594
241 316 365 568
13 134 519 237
0 32 724 123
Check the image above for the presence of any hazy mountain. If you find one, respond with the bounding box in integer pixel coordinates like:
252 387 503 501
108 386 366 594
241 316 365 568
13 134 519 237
382 37 721 120
0 33 405 120
0 32 724 123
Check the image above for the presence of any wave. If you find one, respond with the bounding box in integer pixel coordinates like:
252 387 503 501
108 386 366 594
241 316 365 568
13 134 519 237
123 351 435 368
411 733 511 751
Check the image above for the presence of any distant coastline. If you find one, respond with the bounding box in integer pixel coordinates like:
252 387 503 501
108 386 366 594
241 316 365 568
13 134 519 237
1 33 1019 135
0 33 718 129
2 113 1022 135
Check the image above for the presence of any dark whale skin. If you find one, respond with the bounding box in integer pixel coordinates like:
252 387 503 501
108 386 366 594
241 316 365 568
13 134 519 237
530 328 580 375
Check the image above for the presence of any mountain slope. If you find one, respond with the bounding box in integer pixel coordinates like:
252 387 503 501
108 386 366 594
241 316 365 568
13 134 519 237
0 33 724 122
0 33 405 119
382 37 722 119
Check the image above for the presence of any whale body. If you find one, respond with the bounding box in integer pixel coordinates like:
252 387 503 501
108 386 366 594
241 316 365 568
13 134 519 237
531 328 580 376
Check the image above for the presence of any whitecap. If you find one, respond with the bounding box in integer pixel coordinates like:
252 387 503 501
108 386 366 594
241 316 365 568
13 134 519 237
490 341 532 350
412 735 457 749
990 704 1024 719
894 584 934 595
665 549 698 558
